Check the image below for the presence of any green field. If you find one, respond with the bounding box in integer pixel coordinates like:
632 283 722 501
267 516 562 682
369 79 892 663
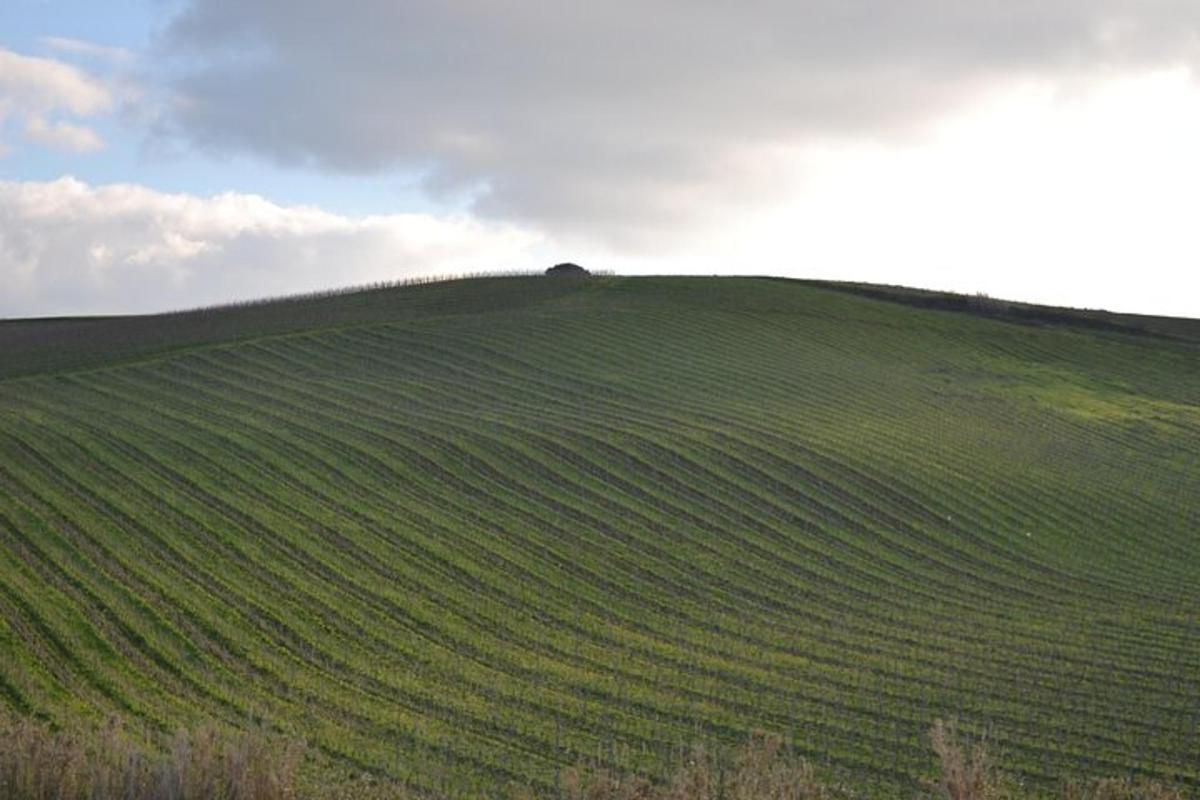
1 275 1198 796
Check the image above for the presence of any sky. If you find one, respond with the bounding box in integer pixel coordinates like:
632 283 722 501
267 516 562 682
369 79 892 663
2 1 1199 318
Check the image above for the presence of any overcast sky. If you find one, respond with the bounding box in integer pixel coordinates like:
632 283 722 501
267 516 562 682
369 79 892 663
2 0 1199 317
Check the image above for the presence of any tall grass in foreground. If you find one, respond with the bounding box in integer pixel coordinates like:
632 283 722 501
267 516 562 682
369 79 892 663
1 715 1188 800
0 716 303 800
918 720 1185 800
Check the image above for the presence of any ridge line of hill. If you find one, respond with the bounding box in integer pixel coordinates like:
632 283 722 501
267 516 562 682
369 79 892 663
4 275 1198 383
0 274 600 381
775 278 1200 345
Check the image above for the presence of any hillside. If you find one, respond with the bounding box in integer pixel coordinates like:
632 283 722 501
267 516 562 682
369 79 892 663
1 275 1198 796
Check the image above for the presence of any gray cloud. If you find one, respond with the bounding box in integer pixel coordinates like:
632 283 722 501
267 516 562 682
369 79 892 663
159 1 1200 244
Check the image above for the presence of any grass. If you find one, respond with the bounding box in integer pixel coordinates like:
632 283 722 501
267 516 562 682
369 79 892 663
0 275 1197 796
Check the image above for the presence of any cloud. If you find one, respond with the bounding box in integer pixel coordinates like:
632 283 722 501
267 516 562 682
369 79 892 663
0 46 114 153
25 116 105 152
158 1 1200 245
0 177 542 317
608 68 1200 318
40 37 136 66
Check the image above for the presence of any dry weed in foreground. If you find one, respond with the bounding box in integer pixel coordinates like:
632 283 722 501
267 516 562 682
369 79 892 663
922 719 1008 800
3 713 1195 800
560 731 834 800
1061 777 1186 800
0 714 304 800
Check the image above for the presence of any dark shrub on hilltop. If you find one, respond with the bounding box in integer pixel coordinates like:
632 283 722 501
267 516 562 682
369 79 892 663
546 263 590 276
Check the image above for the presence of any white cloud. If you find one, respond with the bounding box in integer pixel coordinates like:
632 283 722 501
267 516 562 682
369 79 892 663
0 177 543 317
40 37 135 66
627 69 1200 318
0 46 113 153
0 48 111 116
24 116 105 152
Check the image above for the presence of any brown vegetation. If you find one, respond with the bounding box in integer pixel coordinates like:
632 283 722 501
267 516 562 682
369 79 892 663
922 719 1007 800
0 715 303 800
557 732 838 800
1 714 1191 800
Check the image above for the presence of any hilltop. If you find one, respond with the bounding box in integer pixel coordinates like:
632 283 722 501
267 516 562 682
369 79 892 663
1 275 1197 796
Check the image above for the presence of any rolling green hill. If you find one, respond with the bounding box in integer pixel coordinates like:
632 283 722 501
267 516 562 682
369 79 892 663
1 275 1198 796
